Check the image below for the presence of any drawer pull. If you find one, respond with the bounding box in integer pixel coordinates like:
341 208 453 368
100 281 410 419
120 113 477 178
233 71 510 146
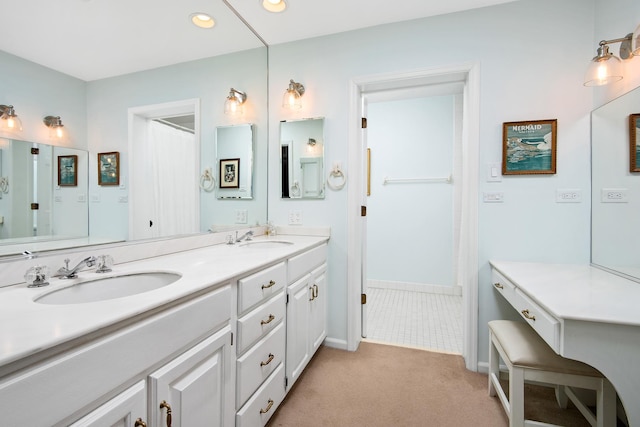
493 282 504 289
260 353 275 366
260 399 274 414
262 280 276 290
313 284 319 298
309 286 315 301
261 314 275 325
160 400 172 427
521 309 536 321
134 419 147 427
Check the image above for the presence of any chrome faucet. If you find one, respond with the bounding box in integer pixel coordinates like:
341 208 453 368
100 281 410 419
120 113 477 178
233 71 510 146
235 230 254 242
57 256 97 279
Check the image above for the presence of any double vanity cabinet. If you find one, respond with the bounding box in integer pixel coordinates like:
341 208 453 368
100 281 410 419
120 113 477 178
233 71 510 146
0 234 328 427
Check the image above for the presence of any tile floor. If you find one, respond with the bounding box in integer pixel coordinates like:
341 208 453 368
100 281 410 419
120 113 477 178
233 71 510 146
364 287 463 353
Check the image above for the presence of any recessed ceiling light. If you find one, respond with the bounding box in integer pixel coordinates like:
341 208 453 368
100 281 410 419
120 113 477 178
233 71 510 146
262 0 286 13
190 13 215 29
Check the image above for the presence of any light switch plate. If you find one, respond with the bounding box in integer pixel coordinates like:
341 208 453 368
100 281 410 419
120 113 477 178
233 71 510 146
487 162 502 182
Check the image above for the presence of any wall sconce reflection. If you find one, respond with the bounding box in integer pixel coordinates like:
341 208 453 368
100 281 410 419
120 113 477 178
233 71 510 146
0 104 23 133
224 88 247 116
43 115 65 140
283 79 305 110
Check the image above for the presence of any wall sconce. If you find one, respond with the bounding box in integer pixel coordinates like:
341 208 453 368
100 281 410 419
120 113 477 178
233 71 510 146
43 115 65 140
283 79 305 110
584 24 640 86
224 88 247 116
0 105 23 133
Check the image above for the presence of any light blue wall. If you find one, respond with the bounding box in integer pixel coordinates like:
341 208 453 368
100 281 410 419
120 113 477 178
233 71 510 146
367 96 455 287
268 0 596 360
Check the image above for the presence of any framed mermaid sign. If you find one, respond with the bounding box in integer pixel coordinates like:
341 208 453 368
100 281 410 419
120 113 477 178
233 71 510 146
502 119 557 175
630 114 640 172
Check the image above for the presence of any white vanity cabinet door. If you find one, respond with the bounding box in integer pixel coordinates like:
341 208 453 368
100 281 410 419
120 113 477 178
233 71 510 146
285 274 312 389
309 263 327 354
149 326 234 427
69 380 147 427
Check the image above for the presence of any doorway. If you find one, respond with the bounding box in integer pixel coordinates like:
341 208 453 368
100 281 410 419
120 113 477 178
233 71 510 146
347 65 480 370
363 90 463 353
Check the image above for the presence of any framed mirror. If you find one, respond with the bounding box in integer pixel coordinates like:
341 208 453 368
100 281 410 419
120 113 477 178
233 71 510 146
591 85 640 281
280 117 325 199
216 124 254 199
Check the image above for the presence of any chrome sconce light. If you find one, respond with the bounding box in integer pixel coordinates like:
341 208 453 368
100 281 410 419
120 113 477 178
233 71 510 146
584 24 640 86
0 105 23 133
283 79 305 110
43 115 66 140
224 88 247 116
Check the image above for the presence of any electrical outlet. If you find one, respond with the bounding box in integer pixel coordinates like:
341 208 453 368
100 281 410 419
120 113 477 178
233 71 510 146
235 209 248 224
483 192 504 203
118 196 128 203
288 210 303 225
601 188 628 203
77 194 87 203
556 189 581 203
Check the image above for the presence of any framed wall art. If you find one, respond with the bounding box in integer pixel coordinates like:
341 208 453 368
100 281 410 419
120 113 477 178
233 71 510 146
219 158 240 189
630 114 640 172
58 155 78 187
98 151 120 186
502 119 557 175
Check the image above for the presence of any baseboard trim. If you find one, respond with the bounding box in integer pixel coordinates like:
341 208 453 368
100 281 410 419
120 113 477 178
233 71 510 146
322 337 348 350
368 279 462 296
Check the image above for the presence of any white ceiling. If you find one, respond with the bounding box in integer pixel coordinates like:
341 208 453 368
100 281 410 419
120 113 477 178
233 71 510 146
0 0 515 81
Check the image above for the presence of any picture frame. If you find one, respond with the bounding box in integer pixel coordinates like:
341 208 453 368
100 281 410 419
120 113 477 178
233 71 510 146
58 155 78 187
630 114 640 172
502 119 557 175
219 158 240 189
98 152 120 186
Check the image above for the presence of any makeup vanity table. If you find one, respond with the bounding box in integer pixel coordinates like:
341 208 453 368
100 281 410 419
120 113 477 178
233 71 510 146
490 260 640 427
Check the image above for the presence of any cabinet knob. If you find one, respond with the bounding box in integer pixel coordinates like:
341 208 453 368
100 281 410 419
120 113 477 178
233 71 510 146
262 280 276 290
160 400 173 427
260 353 275 367
260 399 274 414
134 418 147 427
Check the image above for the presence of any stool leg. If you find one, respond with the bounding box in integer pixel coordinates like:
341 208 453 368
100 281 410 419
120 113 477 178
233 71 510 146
555 385 569 409
596 379 616 427
489 333 499 397
510 366 525 427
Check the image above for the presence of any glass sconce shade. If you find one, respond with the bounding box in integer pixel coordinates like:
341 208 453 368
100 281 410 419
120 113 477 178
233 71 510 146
224 88 247 116
262 0 286 13
633 24 640 56
43 115 65 140
283 80 305 109
584 45 624 86
0 105 23 133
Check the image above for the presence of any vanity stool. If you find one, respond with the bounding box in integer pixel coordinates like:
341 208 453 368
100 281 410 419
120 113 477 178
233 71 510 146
488 320 616 427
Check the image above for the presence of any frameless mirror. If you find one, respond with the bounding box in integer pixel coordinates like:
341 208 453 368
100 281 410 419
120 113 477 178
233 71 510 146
280 117 325 199
591 85 640 281
216 124 254 199
0 138 89 252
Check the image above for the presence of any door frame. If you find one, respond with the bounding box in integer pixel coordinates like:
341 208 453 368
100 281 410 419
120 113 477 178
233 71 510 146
346 63 480 371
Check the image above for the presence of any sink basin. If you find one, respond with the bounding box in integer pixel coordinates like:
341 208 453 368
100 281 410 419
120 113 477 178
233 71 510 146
35 272 181 305
239 240 293 249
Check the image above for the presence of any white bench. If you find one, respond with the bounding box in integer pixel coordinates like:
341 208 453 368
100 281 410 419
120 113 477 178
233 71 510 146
488 320 616 427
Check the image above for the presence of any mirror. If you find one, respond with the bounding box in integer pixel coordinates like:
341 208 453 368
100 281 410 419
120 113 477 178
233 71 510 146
280 118 325 199
216 124 254 199
591 85 640 280
0 0 268 257
0 138 90 252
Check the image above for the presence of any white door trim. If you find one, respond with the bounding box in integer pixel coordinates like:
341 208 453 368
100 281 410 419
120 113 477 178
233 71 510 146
346 63 480 370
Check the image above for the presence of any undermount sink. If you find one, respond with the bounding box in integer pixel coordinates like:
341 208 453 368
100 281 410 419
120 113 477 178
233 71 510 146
35 272 181 305
239 240 294 249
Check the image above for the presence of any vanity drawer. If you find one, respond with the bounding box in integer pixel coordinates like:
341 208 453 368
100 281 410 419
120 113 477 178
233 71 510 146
236 324 286 413
238 262 286 314
491 269 517 306
237 291 285 354
288 244 327 283
513 288 561 352
236 364 285 427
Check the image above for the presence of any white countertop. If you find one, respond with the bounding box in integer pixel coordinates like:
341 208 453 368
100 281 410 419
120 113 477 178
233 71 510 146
0 234 328 371
490 260 640 327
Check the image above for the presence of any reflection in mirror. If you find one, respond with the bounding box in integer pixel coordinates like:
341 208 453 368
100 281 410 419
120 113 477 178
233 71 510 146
591 85 640 281
280 118 325 199
216 124 254 199
0 139 89 248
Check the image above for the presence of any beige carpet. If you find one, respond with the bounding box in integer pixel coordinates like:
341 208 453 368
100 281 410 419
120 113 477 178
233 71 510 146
267 342 598 427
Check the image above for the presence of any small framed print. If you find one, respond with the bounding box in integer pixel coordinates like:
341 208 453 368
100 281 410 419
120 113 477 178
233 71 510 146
219 158 240 189
630 114 640 172
58 155 78 187
502 119 557 175
98 152 120 186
